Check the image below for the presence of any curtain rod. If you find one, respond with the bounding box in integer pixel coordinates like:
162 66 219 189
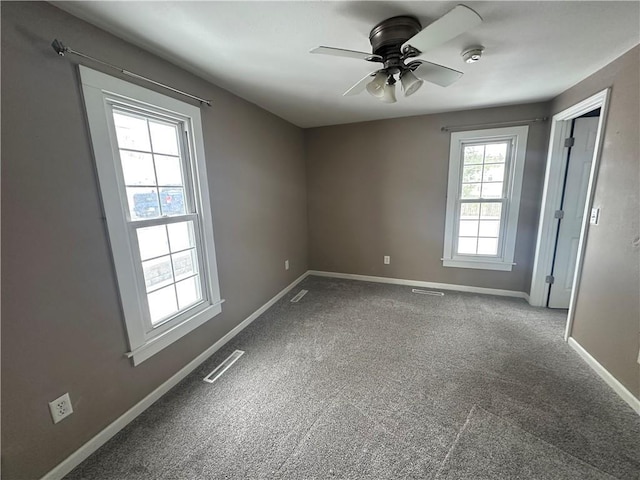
51 39 212 107
441 117 548 132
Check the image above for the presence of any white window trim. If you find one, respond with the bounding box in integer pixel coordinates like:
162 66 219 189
80 66 222 365
442 125 529 271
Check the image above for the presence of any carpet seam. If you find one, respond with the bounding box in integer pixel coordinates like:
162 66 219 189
474 405 623 480
432 404 477 480
272 383 348 477
346 401 430 459
61 276 639 480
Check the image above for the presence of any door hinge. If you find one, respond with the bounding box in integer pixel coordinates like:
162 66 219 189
554 210 565 219
564 137 575 148
545 275 555 284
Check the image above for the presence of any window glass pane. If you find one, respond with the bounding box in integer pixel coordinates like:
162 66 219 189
459 220 478 237
120 151 155 186
462 165 482 183
176 276 202 310
481 203 502 219
155 155 183 186
460 203 480 220
113 112 151 151
137 225 169 261
463 145 484 165
172 249 198 282
148 285 178 325
461 183 481 199
481 182 503 199
159 188 186 216
168 221 195 252
149 121 180 156
479 220 500 237
457 237 477 254
485 143 507 163
482 164 505 183
142 255 173 292
127 187 160 220
478 238 498 255
111 111 205 328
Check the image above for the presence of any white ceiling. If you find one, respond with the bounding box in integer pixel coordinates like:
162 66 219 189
54 1 640 128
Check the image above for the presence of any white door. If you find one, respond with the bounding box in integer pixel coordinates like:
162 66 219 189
548 116 599 308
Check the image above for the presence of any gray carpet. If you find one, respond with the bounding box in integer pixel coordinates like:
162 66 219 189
434 407 617 479
66 276 640 479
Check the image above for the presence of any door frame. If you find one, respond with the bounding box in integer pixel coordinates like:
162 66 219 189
529 89 610 341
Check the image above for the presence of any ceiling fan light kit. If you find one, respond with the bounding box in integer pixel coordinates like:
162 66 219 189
366 72 387 98
310 4 483 104
400 70 424 97
380 83 397 104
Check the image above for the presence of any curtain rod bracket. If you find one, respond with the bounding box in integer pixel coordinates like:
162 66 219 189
52 38 69 56
51 38 212 107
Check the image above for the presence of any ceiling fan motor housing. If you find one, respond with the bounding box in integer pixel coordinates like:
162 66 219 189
311 4 482 100
369 16 422 71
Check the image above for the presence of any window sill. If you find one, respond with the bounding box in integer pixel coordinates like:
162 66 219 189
126 301 223 366
442 259 514 271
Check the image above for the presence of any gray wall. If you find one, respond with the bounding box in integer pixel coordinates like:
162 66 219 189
551 46 640 398
305 103 550 293
1 2 307 478
3 2 637 478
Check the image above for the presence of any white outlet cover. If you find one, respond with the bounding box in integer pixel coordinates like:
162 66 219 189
284 260 290 270
383 256 390 264
49 392 73 424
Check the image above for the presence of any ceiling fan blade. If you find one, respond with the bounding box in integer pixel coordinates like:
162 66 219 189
401 5 482 54
409 60 463 87
343 72 377 96
310 46 382 62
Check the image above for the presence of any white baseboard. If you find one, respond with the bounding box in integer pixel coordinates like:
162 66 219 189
42 271 310 480
568 337 640 415
41 269 532 479
308 270 528 299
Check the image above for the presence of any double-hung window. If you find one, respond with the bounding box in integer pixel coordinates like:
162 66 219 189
80 66 222 365
442 126 529 271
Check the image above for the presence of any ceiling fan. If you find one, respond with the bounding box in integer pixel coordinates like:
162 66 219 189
310 4 483 103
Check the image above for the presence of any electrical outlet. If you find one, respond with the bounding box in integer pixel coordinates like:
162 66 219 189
590 208 600 225
284 260 290 270
383 256 390 265
49 392 73 424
